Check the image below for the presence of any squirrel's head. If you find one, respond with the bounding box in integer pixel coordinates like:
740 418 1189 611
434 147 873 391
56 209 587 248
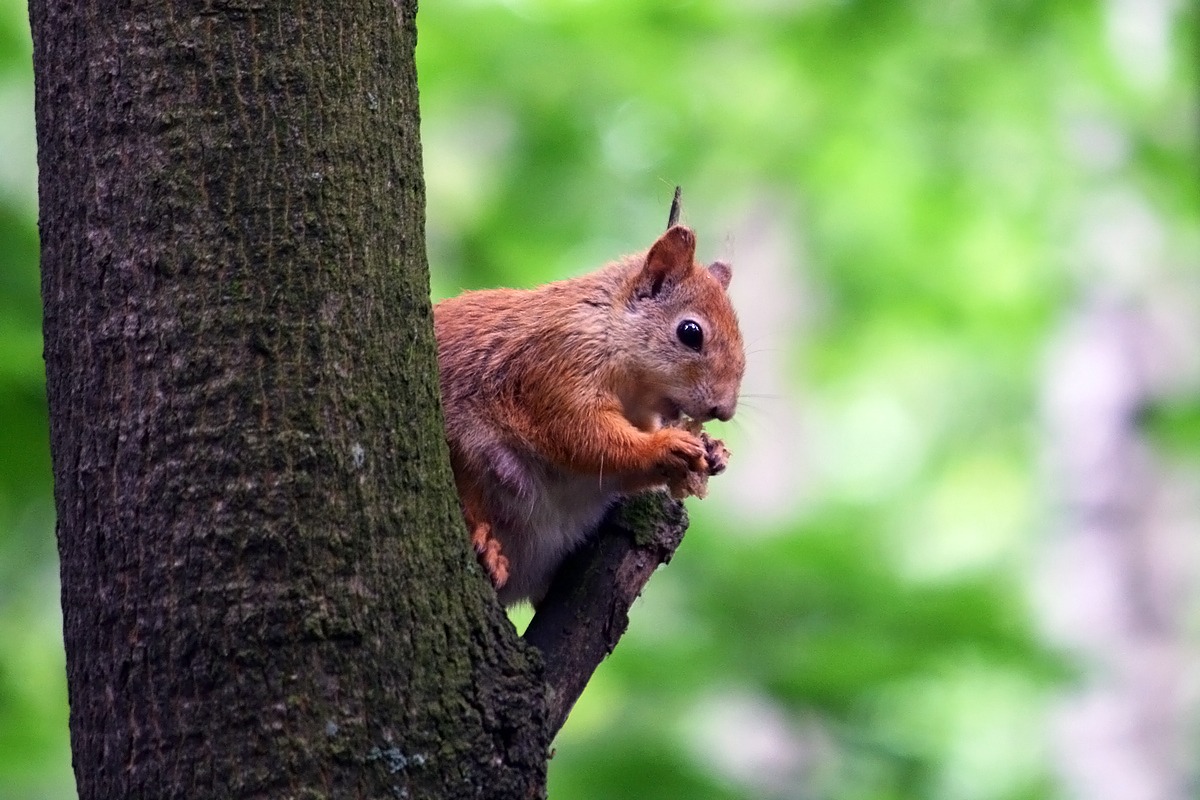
619 225 745 426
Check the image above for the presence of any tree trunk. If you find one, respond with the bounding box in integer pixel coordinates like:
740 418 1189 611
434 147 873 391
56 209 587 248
31 1 549 797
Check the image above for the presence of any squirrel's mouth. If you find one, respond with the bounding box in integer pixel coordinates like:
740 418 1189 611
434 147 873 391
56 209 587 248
659 399 683 424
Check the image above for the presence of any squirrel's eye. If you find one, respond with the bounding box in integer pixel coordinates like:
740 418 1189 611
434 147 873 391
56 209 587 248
676 319 703 352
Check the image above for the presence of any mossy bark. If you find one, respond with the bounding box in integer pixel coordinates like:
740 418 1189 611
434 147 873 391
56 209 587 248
31 1 548 797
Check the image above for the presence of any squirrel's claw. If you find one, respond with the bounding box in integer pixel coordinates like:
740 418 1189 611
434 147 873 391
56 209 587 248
664 426 731 499
701 431 729 476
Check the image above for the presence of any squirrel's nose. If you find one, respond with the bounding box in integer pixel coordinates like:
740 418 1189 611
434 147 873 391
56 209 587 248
710 403 735 422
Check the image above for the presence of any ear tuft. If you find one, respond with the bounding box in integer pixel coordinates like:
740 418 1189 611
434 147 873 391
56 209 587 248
709 260 732 290
639 225 696 298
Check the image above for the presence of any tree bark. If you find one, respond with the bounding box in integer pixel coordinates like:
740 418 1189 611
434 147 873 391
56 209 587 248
525 493 689 736
31 1 549 797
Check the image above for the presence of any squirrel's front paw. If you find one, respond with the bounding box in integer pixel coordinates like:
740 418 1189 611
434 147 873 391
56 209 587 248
672 433 731 499
658 424 732 499
652 431 705 501
700 431 730 476
654 427 707 479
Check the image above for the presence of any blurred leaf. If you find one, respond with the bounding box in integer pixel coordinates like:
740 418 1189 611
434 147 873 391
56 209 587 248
1138 396 1200 457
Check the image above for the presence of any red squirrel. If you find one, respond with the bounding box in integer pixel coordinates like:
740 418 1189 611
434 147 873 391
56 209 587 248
433 224 744 605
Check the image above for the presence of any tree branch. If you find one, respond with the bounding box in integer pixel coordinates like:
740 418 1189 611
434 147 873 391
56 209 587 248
523 492 688 738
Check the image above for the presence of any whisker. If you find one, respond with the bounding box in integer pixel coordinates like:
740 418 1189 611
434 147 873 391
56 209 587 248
742 332 783 350
730 402 766 418
743 347 783 358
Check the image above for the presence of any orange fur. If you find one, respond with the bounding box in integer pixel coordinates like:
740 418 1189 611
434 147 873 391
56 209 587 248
434 226 744 605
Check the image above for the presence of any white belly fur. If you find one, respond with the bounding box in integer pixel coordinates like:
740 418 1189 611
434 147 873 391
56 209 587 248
491 464 624 606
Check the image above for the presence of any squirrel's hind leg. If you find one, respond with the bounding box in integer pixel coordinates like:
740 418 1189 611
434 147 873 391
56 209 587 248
470 517 510 590
459 482 510 590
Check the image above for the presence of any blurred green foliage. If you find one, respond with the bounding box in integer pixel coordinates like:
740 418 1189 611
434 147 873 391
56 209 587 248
2 0 1196 798
1 0 71 797
1141 396 1200 456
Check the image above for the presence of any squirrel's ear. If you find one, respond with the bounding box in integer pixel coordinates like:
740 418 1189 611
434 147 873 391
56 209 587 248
709 260 732 291
639 225 696 298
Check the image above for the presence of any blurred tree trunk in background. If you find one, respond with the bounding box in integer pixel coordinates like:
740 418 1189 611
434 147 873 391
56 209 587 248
29 2 548 797
1041 305 1191 800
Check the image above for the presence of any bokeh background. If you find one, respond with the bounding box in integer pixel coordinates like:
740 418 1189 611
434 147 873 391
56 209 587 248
3 1 1199 798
